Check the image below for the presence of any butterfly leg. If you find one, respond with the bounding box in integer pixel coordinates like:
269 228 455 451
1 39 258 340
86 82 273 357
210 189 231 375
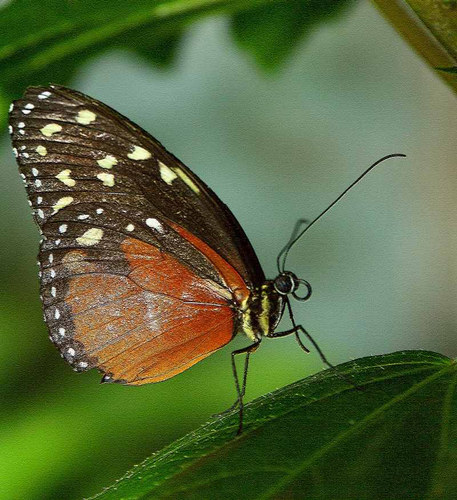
232 341 261 435
214 341 261 433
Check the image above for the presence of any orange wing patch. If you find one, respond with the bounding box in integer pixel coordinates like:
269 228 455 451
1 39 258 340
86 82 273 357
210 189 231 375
63 235 249 384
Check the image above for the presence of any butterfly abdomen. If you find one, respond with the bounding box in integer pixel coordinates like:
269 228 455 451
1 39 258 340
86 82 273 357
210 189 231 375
240 283 284 341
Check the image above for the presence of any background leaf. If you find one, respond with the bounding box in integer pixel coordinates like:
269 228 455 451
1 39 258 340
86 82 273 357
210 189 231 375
92 350 456 499
372 0 457 94
231 0 354 69
0 0 354 110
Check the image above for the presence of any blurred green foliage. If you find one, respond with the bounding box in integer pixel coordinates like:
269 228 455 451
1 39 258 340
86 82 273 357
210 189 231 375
0 0 456 499
0 0 353 121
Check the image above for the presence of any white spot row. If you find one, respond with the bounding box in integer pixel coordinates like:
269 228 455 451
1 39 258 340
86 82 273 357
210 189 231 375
22 103 35 115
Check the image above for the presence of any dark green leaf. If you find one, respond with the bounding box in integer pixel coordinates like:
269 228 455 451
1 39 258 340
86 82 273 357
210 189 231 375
0 0 357 106
91 350 457 499
231 0 355 69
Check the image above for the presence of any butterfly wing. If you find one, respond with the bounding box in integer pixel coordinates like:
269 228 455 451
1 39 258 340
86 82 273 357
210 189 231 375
9 85 258 383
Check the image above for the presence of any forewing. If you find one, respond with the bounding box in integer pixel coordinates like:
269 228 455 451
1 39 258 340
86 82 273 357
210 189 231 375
9 85 253 381
10 85 264 287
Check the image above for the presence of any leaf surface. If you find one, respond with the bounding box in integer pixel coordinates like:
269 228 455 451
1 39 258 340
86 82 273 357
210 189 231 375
92 350 457 499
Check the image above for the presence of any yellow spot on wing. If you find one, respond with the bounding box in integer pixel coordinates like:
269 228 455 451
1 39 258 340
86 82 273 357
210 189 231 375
76 228 104 246
175 167 200 194
56 169 76 187
40 123 62 137
36 145 47 156
52 196 74 213
97 155 118 169
76 109 97 125
127 145 151 160
96 172 115 187
159 161 177 184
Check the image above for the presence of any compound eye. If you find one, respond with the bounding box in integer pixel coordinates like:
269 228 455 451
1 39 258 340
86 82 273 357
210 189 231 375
273 273 295 295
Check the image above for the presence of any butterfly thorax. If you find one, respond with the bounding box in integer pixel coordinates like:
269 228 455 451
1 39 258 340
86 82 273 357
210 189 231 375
239 282 284 341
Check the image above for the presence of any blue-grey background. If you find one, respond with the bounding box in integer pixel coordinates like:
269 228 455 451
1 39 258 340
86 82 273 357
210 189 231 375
0 2 455 499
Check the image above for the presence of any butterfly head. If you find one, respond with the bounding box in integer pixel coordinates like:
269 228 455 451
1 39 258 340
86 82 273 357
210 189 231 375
273 271 312 302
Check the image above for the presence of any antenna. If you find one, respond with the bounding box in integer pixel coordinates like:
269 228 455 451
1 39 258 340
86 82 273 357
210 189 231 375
277 153 406 272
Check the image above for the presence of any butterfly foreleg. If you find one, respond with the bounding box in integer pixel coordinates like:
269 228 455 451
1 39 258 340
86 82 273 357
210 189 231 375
266 325 311 356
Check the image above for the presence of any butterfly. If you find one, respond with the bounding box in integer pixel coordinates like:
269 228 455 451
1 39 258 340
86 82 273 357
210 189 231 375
9 85 404 433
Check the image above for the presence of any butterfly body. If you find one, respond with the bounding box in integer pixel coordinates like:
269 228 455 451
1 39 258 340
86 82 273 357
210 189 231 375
239 282 285 342
9 85 294 388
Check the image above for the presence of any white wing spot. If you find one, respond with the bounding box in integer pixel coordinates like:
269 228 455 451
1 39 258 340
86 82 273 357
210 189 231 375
36 145 47 156
97 155 118 169
56 169 76 187
55 239 61 245
50 269 56 278
146 218 163 232
67 347 75 356
96 172 115 187
126 223 134 232
49 254 53 264
22 152 29 158
18 122 25 128
76 227 104 246
22 109 31 115
8 125 13 134
32 167 39 176
38 91 51 99
59 327 66 337
77 214 89 220
175 168 200 194
52 196 74 213
37 209 44 219
127 145 151 160
35 179 42 187
51 286 56 297
12 148 18 158
25 103 35 110
76 109 97 125
40 123 62 137
37 196 43 205
59 224 68 234
9 103 13 112
78 361 88 368
96 208 104 214
19 130 25 135
54 308 60 319
159 161 177 185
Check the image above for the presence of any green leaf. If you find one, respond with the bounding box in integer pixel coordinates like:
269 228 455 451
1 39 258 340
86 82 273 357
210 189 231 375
0 0 356 107
373 0 457 95
91 350 457 499
231 0 355 70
